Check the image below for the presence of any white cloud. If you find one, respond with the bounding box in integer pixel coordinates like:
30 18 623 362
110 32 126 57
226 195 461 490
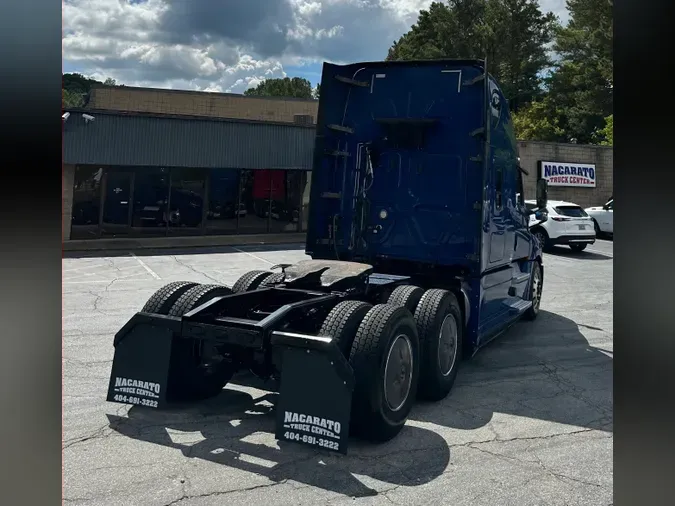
62 0 570 92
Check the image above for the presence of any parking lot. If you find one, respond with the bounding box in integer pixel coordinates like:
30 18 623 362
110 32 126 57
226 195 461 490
63 240 613 506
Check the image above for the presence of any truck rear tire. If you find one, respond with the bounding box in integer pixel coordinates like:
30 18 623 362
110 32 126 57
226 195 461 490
166 284 236 402
232 270 273 293
259 272 285 287
414 289 463 401
141 281 199 315
348 304 420 442
319 300 373 357
168 284 233 317
388 285 425 314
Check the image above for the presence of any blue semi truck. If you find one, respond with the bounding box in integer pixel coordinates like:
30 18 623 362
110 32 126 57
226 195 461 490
106 59 549 454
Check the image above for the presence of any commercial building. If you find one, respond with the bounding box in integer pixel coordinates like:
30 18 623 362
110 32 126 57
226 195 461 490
63 86 319 242
62 85 612 244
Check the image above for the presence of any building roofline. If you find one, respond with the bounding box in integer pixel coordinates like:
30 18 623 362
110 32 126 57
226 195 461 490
62 107 317 129
90 84 319 103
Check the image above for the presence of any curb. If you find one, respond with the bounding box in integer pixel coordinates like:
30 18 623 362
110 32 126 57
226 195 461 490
63 233 307 252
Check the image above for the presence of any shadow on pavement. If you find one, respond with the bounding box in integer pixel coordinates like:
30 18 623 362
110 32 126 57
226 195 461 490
63 243 306 259
107 390 450 498
411 310 613 433
106 310 611 497
545 246 613 260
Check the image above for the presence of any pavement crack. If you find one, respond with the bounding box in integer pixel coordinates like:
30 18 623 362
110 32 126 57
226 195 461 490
63 406 130 449
171 256 222 284
163 480 287 505
457 427 609 448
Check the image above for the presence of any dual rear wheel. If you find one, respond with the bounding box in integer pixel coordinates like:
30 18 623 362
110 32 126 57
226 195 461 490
320 285 464 442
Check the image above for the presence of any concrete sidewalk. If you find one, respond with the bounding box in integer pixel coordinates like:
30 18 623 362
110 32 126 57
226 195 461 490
62 232 307 252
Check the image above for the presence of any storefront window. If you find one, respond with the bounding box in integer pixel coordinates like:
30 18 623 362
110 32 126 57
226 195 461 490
268 170 303 233
131 167 170 236
101 169 133 237
205 168 241 235
168 168 207 235
238 169 271 234
70 166 103 239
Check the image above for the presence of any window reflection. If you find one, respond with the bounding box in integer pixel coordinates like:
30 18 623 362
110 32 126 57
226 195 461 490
131 168 169 235
205 168 241 235
168 168 207 234
101 170 133 236
68 166 314 239
71 166 102 239
269 170 303 233
239 169 270 234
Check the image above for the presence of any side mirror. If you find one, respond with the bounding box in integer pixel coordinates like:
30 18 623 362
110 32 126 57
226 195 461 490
536 179 548 209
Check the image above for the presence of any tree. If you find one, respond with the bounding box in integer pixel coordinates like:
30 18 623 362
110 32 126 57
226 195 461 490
511 100 566 141
313 84 320 100
63 89 84 108
386 0 558 111
596 114 613 145
537 0 613 143
244 77 315 99
103 77 118 86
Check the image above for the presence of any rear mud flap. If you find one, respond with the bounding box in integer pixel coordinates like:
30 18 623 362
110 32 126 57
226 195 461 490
106 313 182 409
271 331 355 455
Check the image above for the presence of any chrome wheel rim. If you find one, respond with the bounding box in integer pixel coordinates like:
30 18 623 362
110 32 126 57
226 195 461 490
384 334 414 412
531 265 542 312
438 314 459 377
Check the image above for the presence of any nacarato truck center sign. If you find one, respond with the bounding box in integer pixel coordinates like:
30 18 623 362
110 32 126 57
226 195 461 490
539 161 597 188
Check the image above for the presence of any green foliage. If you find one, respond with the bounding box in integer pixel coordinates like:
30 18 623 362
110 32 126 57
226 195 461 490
62 73 101 95
244 77 315 99
62 88 84 108
387 0 558 111
595 114 613 145
62 73 118 109
542 0 613 144
511 99 566 141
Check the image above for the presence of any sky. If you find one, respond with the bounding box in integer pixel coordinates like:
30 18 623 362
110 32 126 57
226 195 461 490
62 0 570 94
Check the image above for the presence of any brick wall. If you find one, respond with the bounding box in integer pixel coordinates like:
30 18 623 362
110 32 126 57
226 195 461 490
517 141 613 209
63 164 75 241
87 86 319 124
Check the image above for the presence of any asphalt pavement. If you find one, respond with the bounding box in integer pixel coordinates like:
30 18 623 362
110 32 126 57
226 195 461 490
63 240 613 506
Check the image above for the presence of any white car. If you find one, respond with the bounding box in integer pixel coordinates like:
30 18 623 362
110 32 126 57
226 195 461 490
585 198 613 236
525 199 596 252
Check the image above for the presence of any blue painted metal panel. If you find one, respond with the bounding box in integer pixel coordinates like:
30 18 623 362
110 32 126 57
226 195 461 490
307 60 485 268
63 111 316 170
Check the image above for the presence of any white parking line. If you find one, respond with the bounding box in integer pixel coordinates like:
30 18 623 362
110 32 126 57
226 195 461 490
62 261 136 273
230 247 275 266
62 265 145 281
129 253 161 279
